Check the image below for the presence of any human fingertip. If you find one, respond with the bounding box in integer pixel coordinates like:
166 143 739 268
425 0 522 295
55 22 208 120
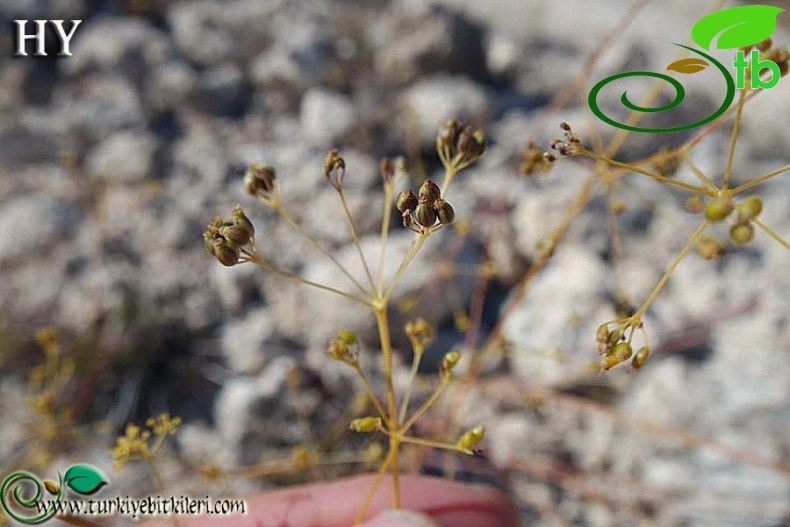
360 509 440 527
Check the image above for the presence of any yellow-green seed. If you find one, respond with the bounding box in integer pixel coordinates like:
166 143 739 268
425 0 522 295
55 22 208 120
457 426 485 451
730 222 755 245
632 346 651 369
737 196 763 220
350 417 382 433
441 350 461 372
338 329 358 346
704 196 735 222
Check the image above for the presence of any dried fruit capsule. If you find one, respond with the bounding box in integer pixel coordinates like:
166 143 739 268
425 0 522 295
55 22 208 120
219 224 251 246
704 196 734 222
730 221 755 245
396 189 418 212
414 202 438 227
434 199 455 225
244 163 277 195
418 180 441 203
215 241 240 267
437 120 459 149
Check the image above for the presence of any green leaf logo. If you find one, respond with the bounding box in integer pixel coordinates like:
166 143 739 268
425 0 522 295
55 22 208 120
63 465 108 495
691 5 783 50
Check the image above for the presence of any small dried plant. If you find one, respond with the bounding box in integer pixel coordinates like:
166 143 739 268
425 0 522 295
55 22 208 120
204 120 487 520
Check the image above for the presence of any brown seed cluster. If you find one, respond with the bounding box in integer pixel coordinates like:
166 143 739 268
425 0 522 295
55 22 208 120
436 119 487 170
396 180 455 230
203 205 255 267
244 163 277 199
549 121 582 157
520 141 556 177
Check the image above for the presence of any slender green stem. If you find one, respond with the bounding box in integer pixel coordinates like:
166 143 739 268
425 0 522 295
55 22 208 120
354 365 388 420
275 203 371 297
582 150 712 195
732 162 790 195
377 181 395 296
722 89 747 190
397 347 424 425
396 435 468 454
248 252 371 306
338 190 377 291
752 218 790 250
353 445 395 526
683 154 718 191
384 234 428 300
374 304 400 508
632 220 708 323
401 378 450 434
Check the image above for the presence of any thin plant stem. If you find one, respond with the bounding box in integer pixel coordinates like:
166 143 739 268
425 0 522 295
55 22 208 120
632 220 708 323
384 234 428 300
752 218 790 250
722 89 747 190
248 252 371 306
275 203 371 297
732 162 790 195
338 190 377 291
402 378 450 433
396 435 468 454
354 365 388 420
353 446 395 526
377 181 395 296
581 149 713 195
374 304 400 508
683 153 719 191
398 347 424 425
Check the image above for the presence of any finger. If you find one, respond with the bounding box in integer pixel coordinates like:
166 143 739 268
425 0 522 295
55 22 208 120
140 474 519 527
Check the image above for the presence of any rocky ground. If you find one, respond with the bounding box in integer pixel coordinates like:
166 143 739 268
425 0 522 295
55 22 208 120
1 1 790 525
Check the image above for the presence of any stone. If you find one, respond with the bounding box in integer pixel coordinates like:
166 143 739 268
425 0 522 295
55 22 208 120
86 130 158 184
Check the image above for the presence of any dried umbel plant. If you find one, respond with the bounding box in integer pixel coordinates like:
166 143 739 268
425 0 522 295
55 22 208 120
204 120 487 521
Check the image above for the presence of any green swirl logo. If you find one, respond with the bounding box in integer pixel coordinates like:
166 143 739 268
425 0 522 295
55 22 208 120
1 465 107 524
588 5 784 133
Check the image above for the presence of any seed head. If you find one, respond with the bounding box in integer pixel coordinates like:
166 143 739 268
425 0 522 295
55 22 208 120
396 189 418 213
244 163 277 196
418 179 441 204
414 202 438 228
704 196 734 222
434 199 455 225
